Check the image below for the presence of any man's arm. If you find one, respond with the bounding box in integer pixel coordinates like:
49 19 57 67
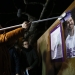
0 21 30 44
5 27 24 44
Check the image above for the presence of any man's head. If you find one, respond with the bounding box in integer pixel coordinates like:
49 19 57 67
22 39 29 49
62 11 74 31
66 16 74 30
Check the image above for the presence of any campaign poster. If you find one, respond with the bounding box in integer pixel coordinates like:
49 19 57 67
50 23 63 60
60 8 75 58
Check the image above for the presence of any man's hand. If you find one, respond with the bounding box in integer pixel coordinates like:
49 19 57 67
22 21 31 30
26 67 32 70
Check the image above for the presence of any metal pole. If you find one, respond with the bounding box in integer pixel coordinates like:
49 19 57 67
32 16 60 23
0 24 22 31
0 14 66 31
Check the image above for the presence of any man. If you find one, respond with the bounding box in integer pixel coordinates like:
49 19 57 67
21 39 39 75
9 45 20 75
0 21 30 75
63 12 75 58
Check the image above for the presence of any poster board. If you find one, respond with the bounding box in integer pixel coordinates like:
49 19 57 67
37 1 75 75
59 7 75 58
50 23 64 60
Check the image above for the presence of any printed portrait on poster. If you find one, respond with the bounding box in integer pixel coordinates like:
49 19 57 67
60 7 75 58
50 23 63 60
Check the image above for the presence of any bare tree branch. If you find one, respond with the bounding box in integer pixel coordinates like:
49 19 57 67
23 0 28 4
27 2 44 6
23 0 44 6
39 0 50 19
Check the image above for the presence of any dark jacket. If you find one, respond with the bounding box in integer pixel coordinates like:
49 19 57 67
9 46 20 75
21 46 39 71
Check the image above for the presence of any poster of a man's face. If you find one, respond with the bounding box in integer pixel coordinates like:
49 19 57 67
61 7 75 58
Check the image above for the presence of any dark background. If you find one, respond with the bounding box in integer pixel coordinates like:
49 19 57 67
0 0 74 43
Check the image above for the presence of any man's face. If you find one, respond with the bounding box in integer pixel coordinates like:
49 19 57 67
66 17 74 30
23 41 29 49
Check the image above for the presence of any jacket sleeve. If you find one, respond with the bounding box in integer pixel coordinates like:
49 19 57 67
30 49 39 69
0 27 24 44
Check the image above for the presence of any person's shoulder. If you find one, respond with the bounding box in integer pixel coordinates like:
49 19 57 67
9 46 16 53
21 47 26 52
29 46 34 51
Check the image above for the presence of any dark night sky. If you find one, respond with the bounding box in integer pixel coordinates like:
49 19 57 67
0 0 74 27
